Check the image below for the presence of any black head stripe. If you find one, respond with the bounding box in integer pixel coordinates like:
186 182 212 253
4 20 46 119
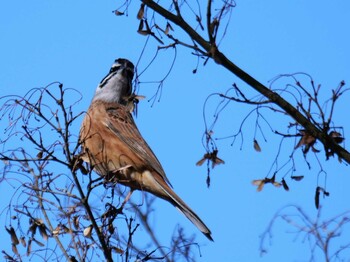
98 59 135 89
109 65 121 73
115 58 135 71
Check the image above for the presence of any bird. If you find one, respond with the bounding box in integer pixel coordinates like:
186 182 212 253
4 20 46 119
79 58 213 241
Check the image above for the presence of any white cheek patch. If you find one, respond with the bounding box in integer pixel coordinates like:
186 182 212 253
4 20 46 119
99 71 118 88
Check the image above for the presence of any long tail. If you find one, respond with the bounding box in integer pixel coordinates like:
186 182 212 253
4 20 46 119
173 196 213 241
153 176 213 241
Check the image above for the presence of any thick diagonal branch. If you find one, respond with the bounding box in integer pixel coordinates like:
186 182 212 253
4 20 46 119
141 0 350 164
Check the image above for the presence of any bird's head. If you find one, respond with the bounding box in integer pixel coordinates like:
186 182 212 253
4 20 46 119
93 58 135 104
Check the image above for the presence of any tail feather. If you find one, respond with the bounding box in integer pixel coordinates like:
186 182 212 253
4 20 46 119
174 204 213 241
153 177 213 241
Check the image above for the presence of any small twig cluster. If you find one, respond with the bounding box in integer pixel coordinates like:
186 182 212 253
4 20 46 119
112 1 349 196
200 73 347 207
0 83 199 261
260 205 350 261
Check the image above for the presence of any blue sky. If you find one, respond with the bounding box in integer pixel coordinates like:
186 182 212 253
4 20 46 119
1 1 350 261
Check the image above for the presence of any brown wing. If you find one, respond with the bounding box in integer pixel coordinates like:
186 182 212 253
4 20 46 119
80 101 212 240
80 100 172 187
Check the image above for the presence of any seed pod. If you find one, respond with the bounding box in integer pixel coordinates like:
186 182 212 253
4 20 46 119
253 139 261 152
33 238 45 247
83 225 93 238
291 175 304 181
281 178 289 191
73 216 80 230
27 239 32 256
12 244 19 256
20 236 26 247
137 4 145 20
5 226 19 245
